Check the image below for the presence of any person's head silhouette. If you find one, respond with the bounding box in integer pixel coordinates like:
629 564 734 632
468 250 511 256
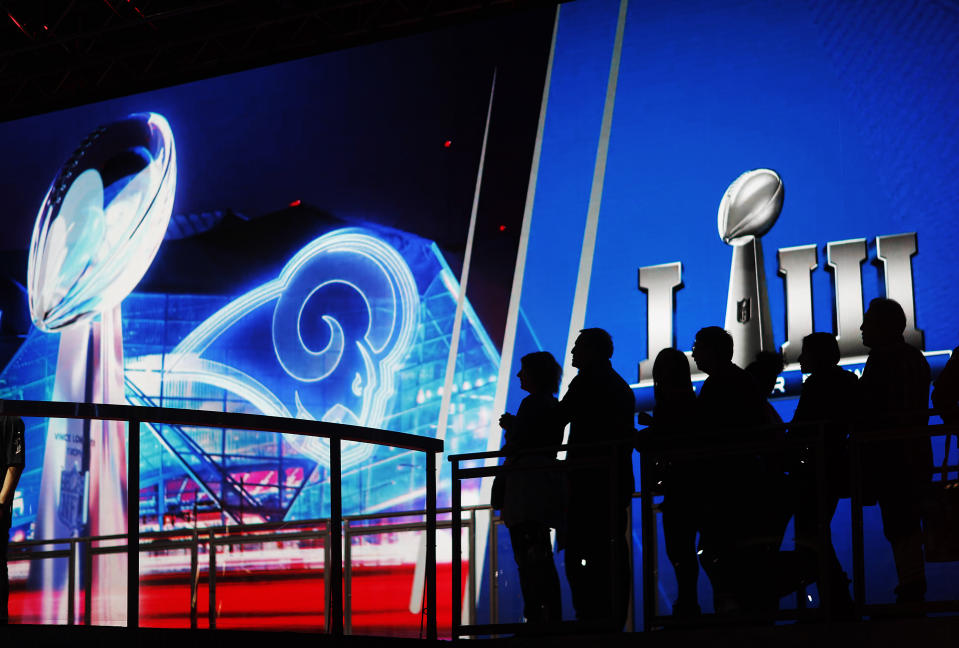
860 298 906 349
692 326 733 375
571 328 613 371
653 348 693 402
517 351 562 395
799 332 841 374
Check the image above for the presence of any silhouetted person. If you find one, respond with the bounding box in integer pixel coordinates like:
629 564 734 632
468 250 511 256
859 298 931 603
559 328 634 629
745 350 787 477
497 351 564 624
744 351 791 572
1 414 25 625
746 351 786 427
932 344 959 426
638 348 701 617
788 332 856 613
692 326 770 614
693 328 768 443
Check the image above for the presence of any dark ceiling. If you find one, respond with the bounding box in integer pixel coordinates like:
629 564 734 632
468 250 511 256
0 0 558 123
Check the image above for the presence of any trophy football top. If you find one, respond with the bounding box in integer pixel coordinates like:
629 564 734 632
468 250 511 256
28 112 176 332
718 168 784 246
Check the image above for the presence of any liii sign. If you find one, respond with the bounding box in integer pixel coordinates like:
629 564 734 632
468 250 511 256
637 231 921 382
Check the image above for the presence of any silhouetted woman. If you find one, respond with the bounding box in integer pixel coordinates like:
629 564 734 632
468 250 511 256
496 351 564 624
638 348 701 617
788 332 856 613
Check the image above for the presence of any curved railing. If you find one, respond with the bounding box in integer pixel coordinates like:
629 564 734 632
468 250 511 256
0 399 443 638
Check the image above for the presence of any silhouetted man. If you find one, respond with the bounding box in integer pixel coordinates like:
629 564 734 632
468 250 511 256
859 298 931 603
1 414 25 625
692 326 769 613
789 332 856 612
559 328 634 629
693 328 768 442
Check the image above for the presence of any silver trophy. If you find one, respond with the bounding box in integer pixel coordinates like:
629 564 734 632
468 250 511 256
28 113 176 623
717 169 783 368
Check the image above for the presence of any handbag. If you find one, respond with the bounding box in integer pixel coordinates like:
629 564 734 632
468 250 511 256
490 472 505 510
921 433 959 562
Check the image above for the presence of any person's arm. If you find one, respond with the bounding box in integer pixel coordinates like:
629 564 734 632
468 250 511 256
1 417 25 510
505 396 558 453
789 378 820 436
0 466 23 509
932 349 959 424
556 376 578 427
498 412 517 433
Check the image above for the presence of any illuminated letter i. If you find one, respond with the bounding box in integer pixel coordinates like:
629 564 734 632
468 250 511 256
876 232 923 349
826 238 869 358
778 244 817 364
638 262 683 382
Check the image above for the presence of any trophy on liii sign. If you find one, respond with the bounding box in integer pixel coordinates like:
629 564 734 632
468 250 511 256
717 169 784 368
27 113 176 624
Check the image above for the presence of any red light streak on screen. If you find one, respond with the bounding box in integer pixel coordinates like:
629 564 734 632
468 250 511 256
9 548 467 636
6 12 31 38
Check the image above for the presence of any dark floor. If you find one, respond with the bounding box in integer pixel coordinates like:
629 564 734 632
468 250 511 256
6 616 959 648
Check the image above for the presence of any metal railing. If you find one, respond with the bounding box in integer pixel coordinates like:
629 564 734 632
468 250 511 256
450 440 632 637
637 420 841 629
449 413 959 636
6 401 958 636
848 418 959 619
9 506 491 633
0 399 443 638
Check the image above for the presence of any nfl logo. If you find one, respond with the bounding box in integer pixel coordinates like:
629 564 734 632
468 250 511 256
737 298 751 324
58 465 86 531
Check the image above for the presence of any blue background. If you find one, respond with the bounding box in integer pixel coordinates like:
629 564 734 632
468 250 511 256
519 0 959 389
503 0 959 620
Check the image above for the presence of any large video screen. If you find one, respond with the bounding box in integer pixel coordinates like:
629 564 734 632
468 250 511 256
0 8 554 631
3 0 959 632
507 0 959 619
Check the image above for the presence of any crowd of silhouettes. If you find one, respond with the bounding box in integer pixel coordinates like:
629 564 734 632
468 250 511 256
492 297 959 630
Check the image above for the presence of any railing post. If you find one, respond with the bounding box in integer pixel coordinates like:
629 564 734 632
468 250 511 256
323 528 331 631
127 418 140 628
468 508 477 627
329 436 344 636
344 519 352 634
849 427 865 619
815 424 831 620
84 538 93 625
451 458 461 639
640 450 656 631
67 540 76 626
489 514 498 629
426 450 438 641
190 529 199 629
610 443 622 630
627 504 635 632
208 529 216 629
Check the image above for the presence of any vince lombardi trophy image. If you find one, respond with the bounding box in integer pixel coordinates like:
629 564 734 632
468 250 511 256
718 169 783 368
27 113 176 623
